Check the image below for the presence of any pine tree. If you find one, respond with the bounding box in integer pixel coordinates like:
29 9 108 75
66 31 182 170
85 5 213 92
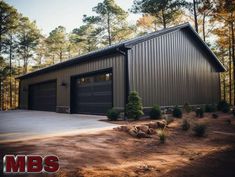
126 91 144 120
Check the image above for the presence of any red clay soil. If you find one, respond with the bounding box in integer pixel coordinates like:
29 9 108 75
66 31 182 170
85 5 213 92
0 112 235 177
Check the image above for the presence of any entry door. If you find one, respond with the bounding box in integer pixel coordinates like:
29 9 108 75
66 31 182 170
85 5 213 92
29 80 57 112
74 72 112 114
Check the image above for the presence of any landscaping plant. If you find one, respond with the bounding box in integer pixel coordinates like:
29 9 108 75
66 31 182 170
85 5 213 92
195 107 204 118
172 106 182 118
181 119 190 131
193 123 207 137
157 129 166 143
106 108 120 121
183 102 191 113
217 100 230 113
149 104 161 119
205 104 216 113
126 91 144 120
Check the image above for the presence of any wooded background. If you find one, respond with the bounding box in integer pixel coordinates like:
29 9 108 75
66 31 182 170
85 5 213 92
0 0 234 110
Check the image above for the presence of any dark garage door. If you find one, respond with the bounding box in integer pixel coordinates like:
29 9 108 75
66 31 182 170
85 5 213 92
72 71 112 114
29 80 57 112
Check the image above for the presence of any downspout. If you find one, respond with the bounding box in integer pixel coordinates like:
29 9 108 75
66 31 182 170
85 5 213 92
116 46 131 112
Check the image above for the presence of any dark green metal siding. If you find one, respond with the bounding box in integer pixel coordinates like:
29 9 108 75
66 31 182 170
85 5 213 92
128 29 220 107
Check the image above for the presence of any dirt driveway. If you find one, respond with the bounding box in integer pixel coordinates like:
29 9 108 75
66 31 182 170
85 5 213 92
0 110 117 142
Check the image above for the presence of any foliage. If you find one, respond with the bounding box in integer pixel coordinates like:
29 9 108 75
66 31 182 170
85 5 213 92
131 0 187 28
106 108 119 121
217 100 230 113
212 113 218 119
195 107 204 118
125 91 144 120
172 106 182 118
86 0 128 45
16 17 41 73
183 102 191 113
157 129 166 143
205 104 216 113
193 123 207 137
149 104 161 119
181 119 190 131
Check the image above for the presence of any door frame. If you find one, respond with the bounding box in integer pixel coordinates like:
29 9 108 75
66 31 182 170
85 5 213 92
70 68 113 114
28 79 57 111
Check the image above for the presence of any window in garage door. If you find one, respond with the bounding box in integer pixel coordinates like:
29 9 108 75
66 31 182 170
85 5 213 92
73 71 113 114
28 80 57 112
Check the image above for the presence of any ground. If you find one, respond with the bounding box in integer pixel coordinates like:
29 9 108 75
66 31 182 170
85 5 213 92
0 112 235 177
0 110 117 142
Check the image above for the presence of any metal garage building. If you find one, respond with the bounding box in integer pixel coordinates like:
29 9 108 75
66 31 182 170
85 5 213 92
17 23 225 114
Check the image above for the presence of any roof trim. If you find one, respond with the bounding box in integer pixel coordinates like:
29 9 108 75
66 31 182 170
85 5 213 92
17 22 225 80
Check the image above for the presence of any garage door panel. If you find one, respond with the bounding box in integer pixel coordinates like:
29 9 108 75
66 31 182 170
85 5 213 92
29 81 56 112
73 71 113 114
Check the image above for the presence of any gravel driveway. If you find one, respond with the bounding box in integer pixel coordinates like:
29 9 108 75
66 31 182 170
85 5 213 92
0 110 117 143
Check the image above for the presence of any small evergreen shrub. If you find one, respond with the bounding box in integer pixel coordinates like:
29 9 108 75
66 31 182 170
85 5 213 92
183 102 191 113
217 100 230 113
193 123 207 137
205 104 216 113
195 107 204 118
157 129 166 143
125 91 144 120
106 108 119 121
181 119 190 131
149 105 161 119
212 113 218 119
172 106 182 118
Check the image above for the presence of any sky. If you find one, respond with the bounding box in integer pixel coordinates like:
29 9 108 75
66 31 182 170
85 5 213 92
5 0 140 36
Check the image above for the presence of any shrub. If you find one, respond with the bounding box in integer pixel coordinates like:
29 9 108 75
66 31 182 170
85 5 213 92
225 119 232 125
165 117 174 125
193 123 207 137
183 102 191 113
195 107 204 118
212 113 218 119
149 105 161 119
125 91 144 120
157 129 166 143
217 100 230 113
181 119 190 131
106 108 119 121
205 104 216 113
172 106 182 118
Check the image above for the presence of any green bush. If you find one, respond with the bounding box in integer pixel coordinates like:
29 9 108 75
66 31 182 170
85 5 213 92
181 119 190 131
106 108 119 121
149 105 161 119
195 107 204 118
205 104 216 113
172 106 182 118
157 129 166 143
183 102 191 113
193 123 207 137
212 113 218 119
217 100 230 113
125 91 144 120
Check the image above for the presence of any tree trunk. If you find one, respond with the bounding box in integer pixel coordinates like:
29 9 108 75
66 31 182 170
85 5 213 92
231 21 235 105
0 79 2 110
107 13 112 46
202 13 206 41
229 33 232 104
161 10 166 29
193 0 198 33
9 35 12 109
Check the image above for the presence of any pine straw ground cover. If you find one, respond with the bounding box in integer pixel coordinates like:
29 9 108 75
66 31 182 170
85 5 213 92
0 112 235 177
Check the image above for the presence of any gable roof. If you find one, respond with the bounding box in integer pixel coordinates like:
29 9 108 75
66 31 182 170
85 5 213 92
17 23 226 80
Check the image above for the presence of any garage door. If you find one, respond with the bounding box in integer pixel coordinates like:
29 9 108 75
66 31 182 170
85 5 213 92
72 71 112 114
29 80 57 112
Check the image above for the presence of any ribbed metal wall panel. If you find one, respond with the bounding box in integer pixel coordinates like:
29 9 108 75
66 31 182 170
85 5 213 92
128 29 220 107
20 54 125 111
